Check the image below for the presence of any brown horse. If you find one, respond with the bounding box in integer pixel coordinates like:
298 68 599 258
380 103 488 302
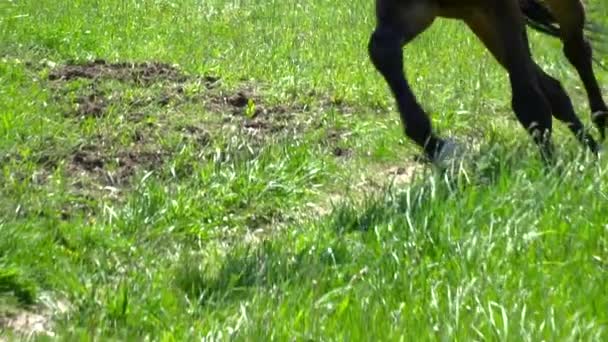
368 0 607 164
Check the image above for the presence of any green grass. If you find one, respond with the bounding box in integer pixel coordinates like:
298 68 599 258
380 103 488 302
1 0 607 340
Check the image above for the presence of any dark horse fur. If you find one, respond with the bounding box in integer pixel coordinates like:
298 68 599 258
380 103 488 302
369 0 607 163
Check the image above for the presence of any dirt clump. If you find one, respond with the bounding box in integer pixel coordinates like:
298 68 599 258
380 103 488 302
71 147 105 172
67 143 166 186
179 125 212 147
75 93 106 118
227 91 250 108
332 146 352 158
322 128 353 158
48 59 188 85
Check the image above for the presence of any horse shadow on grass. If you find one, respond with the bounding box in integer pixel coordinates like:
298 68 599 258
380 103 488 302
328 139 592 236
172 142 599 306
173 236 355 306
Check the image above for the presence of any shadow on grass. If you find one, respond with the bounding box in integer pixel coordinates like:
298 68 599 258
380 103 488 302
327 142 543 236
172 141 595 307
174 241 303 305
173 230 362 306
0 267 37 306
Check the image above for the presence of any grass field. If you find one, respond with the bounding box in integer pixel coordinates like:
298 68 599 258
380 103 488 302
1 0 608 340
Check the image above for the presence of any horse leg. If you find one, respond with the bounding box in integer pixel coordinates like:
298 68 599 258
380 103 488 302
368 0 444 160
462 6 554 163
544 0 608 140
535 66 600 154
522 26 600 154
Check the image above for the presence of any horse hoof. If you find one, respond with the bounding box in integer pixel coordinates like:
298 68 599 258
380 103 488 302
592 110 608 140
433 139 466 168
591 110 608 120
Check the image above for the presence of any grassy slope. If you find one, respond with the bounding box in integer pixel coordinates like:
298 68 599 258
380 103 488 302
1 0 607 340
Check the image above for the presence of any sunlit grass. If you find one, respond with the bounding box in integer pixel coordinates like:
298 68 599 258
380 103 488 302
1 0 607 340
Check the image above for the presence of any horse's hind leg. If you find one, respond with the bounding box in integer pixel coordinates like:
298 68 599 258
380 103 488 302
535 66 600 154
523 26 600 154
368 0 444 160
544 0 608 139
463 6 554 162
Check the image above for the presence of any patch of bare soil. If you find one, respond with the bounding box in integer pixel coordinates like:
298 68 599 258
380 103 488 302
74 93 107 118
207 88 300 138
48 59 187 85
67 143 167 187
306 163 424 217
42 61 213 188
48 61 299 135
177 124 212 148
34 59 355 198
0 298 70 339
0 310 53 339
382 165 423 187
48 61 192 119
324 128 353 158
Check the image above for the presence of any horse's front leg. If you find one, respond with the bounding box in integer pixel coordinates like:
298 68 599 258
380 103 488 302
368 0 446 161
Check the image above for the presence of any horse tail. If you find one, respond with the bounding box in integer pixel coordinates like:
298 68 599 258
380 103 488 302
520 0 607 70
520 0 561 38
